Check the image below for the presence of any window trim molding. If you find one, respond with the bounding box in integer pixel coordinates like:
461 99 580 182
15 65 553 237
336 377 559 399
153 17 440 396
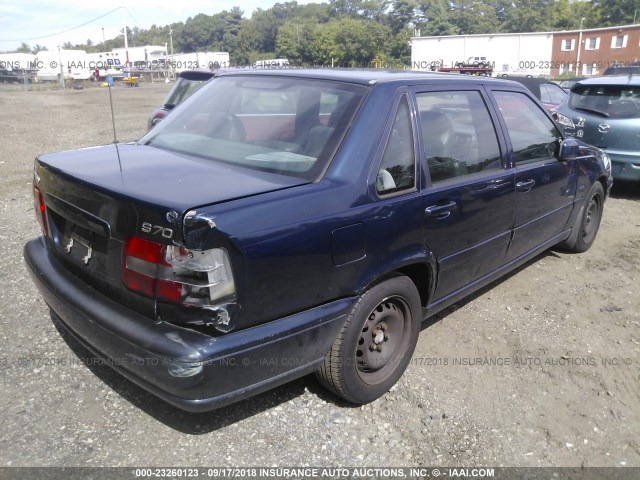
611 35 628 49
372 91 420 199
584 37 600 51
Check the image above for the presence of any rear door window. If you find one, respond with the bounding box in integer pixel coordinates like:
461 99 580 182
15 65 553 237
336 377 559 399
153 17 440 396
416 90 503 183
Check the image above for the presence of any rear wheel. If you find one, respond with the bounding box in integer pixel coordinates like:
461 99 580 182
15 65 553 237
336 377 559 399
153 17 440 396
317 275 422 404
560 182 604 253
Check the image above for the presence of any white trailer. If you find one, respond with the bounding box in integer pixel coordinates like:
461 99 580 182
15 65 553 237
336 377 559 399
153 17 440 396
85 51 125 79
34 49 91 81
411 32 554 77
168 52 230 72
113 45 167 69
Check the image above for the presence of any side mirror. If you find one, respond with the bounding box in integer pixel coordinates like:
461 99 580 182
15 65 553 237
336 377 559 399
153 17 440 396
558 138 580 161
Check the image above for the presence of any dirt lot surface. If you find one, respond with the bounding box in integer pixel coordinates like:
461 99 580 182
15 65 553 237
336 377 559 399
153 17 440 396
0 81 638 469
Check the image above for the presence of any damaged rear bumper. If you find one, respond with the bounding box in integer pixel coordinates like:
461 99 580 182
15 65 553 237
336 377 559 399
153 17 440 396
24 237 353 412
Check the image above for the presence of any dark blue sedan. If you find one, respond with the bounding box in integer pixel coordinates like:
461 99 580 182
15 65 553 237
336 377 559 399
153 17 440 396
24 70 612 411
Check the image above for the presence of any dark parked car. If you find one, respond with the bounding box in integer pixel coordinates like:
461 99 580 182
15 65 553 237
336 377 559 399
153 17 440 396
559 77 586 92
602 62 640 76
147 69 217 130
504 76 568 111
554 75 640 181
25 70 612 412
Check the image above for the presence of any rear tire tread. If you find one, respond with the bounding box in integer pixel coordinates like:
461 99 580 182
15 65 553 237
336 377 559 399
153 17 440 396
316 274 421 404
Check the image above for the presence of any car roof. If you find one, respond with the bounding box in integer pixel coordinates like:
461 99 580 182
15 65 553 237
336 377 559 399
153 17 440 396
573 75 640 87
215 68 523 88
502 76 556 88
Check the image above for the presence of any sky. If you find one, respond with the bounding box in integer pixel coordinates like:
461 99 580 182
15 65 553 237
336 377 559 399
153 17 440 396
0 0 318 53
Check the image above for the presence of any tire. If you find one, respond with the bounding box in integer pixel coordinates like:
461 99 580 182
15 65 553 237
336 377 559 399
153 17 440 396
316 274 422 404
559 181 604 253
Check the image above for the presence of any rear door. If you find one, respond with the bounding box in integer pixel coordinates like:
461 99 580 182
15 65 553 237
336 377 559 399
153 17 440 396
411 86 515 302
489 89 577 260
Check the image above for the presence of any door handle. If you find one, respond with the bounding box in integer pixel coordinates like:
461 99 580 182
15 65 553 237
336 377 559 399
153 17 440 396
516 179 536 192
425 201 457 219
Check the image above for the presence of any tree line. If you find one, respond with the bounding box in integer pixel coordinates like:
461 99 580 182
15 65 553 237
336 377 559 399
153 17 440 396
11 0 638 67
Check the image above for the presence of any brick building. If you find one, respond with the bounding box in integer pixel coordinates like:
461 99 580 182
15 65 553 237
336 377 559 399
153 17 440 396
411 24 640 78
552 25 640 77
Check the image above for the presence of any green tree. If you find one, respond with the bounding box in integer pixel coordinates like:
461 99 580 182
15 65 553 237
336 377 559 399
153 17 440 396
180 14 221 51
416 0 459 36
387 28 413 66
593 0 639 26
310 17 392 66
386 0 418 34
311 20 344 64
16 42 31 53
548 0 597 30
499 0 552 33
231 19 263 63
276 20 318 63
448 0 501 34
31 44 47 54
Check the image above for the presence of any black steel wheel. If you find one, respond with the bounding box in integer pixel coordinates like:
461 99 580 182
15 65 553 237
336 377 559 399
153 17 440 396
559 181 604 253
317 274 422 404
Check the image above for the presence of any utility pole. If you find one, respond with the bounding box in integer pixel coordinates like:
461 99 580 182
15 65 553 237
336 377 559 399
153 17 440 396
169 29 175 80
122 5 129 68
576 17 585 75
58 45 65 89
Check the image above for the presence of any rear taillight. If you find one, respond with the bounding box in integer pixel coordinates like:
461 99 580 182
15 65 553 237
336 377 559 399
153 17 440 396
555 112 575 129
122 236 182 301
122 236 236 309
32 182 48 236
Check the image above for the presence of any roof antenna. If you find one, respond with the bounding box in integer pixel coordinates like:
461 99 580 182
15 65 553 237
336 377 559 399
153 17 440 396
106 80 123 172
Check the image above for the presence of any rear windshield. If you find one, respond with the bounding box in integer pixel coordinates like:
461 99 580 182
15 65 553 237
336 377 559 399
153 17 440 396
569 84 640 119
141 75 366 181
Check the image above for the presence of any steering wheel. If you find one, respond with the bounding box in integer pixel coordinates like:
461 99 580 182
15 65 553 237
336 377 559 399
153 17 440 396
208 112 246 141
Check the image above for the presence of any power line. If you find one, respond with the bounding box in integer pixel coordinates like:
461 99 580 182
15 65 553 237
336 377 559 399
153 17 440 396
123 6 141 29
0 7 122 42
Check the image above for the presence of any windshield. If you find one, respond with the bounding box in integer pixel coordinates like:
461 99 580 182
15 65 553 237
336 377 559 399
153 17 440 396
569 84 640 119
141 75 366 181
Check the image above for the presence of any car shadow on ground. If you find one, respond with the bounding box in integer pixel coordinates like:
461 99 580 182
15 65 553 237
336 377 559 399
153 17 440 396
51 249 565 432
419 249 562 331
307 251 565 407
609 180 639 200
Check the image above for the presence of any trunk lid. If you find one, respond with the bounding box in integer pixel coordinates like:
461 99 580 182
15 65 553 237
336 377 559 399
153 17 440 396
34 143 307 311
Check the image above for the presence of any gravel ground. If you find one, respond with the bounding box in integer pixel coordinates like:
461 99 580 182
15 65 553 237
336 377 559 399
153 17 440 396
0 81 638 469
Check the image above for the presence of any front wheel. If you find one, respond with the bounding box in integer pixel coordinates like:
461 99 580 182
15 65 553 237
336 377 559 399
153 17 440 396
559 181 604 253
316 275 422 404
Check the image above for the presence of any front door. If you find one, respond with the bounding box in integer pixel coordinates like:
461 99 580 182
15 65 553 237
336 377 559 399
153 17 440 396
414 88 515 302
490 90 577 260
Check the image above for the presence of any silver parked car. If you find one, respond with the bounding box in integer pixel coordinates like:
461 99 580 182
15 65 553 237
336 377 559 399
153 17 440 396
554 75 640 181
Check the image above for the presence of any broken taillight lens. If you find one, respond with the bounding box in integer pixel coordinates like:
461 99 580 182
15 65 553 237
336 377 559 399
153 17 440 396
122 236 236 308
32 182 48 236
